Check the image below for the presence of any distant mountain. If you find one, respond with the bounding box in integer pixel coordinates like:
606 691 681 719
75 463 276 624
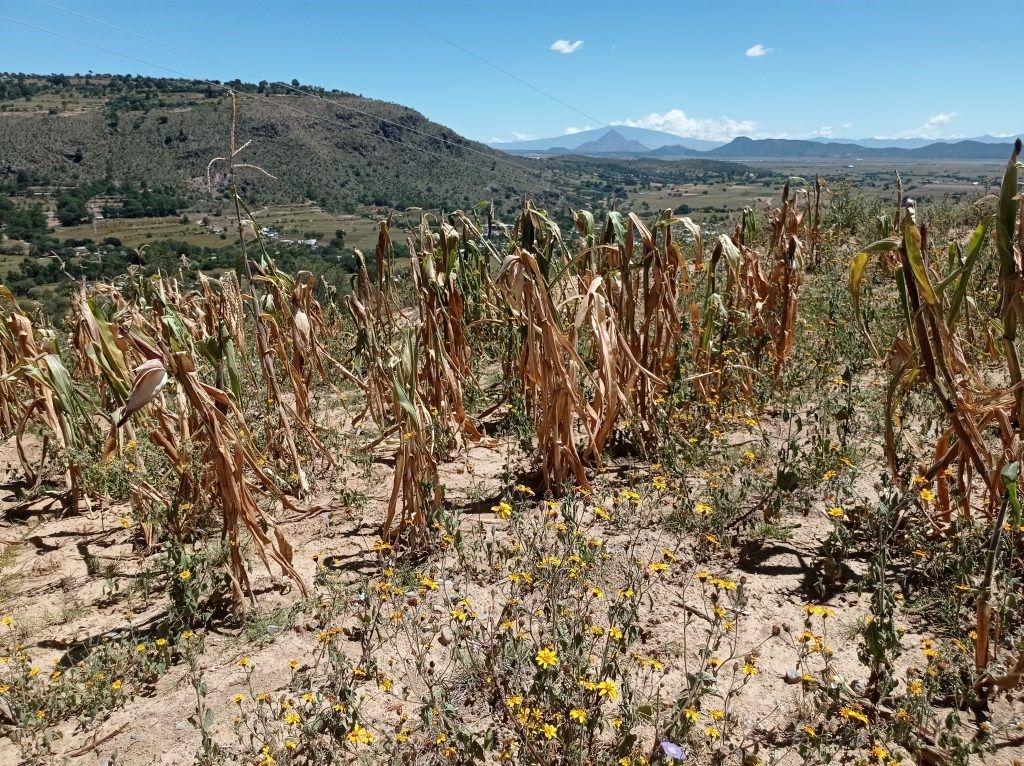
493 125 1020 159
502 134 1016 162
809 134 1015 149
572 129 649 154
646 143 702 158
809 137 935 149
709 138 875 159
906 140 1016 159
708 137 1017 160
491 126 723 152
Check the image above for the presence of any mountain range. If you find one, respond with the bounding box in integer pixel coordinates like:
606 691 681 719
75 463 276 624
707 136 1016 160
491 127 1019 161
492 126 722 152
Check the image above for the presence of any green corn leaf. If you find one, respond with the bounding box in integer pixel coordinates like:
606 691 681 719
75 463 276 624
602 212 626 246
946 221 989 324
996 139 1022 278
717 235 741 273
902 217 937 306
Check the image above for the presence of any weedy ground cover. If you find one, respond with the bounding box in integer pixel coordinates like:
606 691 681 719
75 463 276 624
0 115 1022 766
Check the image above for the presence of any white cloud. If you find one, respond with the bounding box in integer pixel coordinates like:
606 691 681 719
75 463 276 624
564 125 592 135
615 109 758 142
920 111 956 133
745 43 770 57
806 124 854 139
889 111 958 138
550 39 584 54
489 131 535 143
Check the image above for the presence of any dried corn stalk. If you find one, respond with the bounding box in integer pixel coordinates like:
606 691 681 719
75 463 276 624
0 286 92 504
693 183 806 399
849 140 1023 679
408 220 481 447
381 331 443 546
498 246 593 491
73 275 309 612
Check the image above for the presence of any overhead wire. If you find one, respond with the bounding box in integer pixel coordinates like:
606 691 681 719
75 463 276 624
28 0 562 183
1 12 579 195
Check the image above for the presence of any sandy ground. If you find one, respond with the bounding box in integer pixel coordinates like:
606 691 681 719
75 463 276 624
1 422 1021 766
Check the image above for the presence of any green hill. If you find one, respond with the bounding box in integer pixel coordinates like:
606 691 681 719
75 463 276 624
0 74 766 220
0 74 567 216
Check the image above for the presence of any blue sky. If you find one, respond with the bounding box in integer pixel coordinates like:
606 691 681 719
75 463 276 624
2 0 1021 143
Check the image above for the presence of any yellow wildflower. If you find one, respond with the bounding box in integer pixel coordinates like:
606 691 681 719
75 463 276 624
535 647 559 670
346 723 375 746
839 706 869 725
418 575 439 591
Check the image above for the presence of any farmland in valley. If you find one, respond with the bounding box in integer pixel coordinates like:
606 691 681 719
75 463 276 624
2 72 1024 766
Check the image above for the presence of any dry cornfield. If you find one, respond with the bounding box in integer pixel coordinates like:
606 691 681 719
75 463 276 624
2 129 1024 766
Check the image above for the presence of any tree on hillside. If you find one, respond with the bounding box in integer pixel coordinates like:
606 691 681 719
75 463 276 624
55 193 91 226
0 199 51 245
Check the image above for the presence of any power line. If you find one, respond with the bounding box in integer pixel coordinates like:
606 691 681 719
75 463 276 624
0 13 569 192
377 2 609 132
28 0 556 182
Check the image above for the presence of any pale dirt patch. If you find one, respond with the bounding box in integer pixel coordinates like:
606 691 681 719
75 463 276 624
1 422 1015 765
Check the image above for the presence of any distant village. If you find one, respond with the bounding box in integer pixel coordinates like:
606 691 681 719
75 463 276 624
258 225 317 248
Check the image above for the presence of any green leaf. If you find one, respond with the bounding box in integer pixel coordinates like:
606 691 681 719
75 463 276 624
849 251 871 324
996 139 1022 277
902 217 936 306
946 221 989 324
602 212 626 246
224 338 243 403
392 379 420 427
849 236 902 319
86 299 131 399
860 236 902 254
574 210 595 241
717 234 741 273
